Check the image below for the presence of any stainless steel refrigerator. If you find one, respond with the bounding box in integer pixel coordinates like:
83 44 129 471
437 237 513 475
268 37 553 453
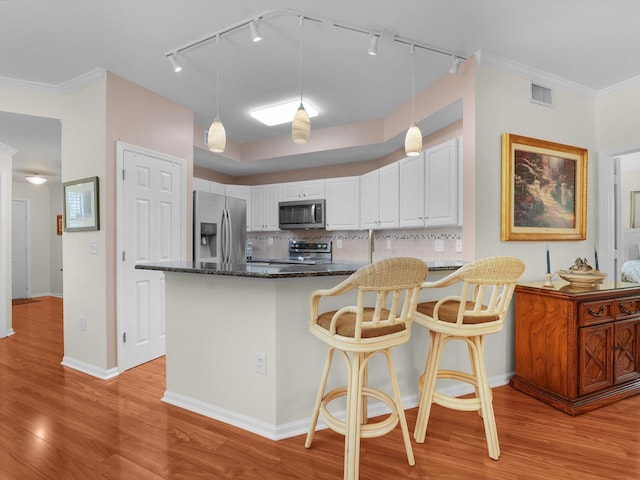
193 191 247 263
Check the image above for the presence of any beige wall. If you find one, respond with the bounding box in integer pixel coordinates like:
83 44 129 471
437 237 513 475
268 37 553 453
104 72 194 367
473 63 598 377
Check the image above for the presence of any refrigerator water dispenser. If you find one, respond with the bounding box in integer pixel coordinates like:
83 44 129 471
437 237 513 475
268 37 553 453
199 222 216 259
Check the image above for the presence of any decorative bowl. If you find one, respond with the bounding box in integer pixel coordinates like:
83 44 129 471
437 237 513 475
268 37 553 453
557 269 607 287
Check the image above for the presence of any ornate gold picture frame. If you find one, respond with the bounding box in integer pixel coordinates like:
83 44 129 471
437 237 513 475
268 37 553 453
501 133 587 241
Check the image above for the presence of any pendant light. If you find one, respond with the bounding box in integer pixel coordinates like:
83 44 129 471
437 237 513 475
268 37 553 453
208 34 226 153
404 44 422 156
292 15 310 144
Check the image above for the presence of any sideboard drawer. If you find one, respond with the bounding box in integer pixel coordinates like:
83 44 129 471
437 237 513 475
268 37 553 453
615 296 640 320
579 300 614 326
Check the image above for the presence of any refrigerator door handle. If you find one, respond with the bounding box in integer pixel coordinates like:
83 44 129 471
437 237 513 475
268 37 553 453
221 209 227 263
226 207 234 263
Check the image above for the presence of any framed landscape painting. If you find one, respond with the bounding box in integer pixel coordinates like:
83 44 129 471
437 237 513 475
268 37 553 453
501 133 587 241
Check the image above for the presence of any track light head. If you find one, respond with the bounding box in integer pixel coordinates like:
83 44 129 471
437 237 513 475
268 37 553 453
449 55 462 74
367 33 379 55
168 53 182 73
249 20 262 42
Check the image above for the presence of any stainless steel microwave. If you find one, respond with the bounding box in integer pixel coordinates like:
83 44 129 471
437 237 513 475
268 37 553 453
278 199 326 230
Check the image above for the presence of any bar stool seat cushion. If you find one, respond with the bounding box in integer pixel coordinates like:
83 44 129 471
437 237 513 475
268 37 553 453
317 308 405 338
416 300 500 324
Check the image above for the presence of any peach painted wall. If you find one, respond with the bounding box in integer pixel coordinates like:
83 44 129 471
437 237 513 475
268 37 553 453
105 72 194 368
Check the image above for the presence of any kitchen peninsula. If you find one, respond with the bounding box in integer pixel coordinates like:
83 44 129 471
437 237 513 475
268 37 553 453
137 260 463 440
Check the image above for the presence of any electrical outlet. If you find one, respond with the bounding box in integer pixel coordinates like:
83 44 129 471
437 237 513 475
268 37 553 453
268 237 274 246
336 238 342 248
386 238 392 249
79 316 87 332
90 240 98 255
255 352 267 375
435 239 445 252
456 239 463 253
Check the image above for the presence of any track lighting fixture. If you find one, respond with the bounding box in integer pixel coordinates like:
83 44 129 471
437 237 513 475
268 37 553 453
249 19 262 42
25 174 47 185
449 55 462 74
404 44 423 157
367 33 379 55
168 53 182 73
292 15 310 144
208 35 226 153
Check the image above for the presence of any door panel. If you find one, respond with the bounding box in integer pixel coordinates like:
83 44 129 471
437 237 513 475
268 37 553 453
120 147 184 371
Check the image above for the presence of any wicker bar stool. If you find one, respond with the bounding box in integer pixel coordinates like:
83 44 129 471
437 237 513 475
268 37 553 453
412 256 525 460
304 257 428 480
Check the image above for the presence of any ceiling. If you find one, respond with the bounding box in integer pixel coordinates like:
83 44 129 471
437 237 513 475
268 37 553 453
2 0 640 183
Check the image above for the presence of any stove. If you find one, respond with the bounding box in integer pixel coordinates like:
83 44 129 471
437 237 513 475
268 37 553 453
276 241 333 264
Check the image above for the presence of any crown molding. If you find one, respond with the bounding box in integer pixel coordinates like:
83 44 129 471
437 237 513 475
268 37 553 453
0 68 106 95
476 50 597 99
597 73 640 98
0 142 18 156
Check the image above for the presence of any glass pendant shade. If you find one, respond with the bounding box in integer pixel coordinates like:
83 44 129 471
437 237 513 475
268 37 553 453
208 117 226 152
292 103 310 144
404 123 423 156
25 174 47 185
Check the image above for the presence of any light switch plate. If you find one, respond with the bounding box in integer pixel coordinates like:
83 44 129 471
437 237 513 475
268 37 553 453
456 239 463 253
90 240 98 255
435 239 445 252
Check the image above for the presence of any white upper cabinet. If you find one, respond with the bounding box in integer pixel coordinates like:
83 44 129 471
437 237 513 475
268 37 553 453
424 137 460 226
250 184 280 231
360 162 399 229
399 137 461 228
280 180 325 201
325 176 360 230
192 177 225 195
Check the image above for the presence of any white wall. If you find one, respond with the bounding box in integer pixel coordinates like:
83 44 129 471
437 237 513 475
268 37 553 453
473 64 597 377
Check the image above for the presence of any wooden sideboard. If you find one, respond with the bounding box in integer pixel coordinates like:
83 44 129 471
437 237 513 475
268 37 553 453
510 281 640 415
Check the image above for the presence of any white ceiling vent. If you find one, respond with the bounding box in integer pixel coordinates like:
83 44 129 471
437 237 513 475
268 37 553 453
530 82 554 107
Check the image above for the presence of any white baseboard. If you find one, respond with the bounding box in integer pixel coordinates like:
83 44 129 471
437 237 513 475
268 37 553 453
61 356 119 380
162 372 513 441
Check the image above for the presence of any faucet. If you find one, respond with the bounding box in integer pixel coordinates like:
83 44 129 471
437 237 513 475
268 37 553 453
368 229 374 264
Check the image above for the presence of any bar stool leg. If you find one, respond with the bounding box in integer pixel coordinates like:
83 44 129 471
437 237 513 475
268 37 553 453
382 350 415 465
414 331 444 443
305 348 335 448
470 335 500 459
344 352 364 480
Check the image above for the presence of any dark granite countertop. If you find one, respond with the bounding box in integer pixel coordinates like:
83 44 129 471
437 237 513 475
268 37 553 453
135 260 464 279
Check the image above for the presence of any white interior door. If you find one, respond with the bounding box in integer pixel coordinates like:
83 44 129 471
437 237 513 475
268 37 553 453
118 144 185 371
11 199 28 299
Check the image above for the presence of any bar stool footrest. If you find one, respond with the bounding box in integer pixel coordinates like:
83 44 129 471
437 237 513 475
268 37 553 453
319 386 400 439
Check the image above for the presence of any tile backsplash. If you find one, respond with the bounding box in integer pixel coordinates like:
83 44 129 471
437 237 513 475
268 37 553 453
247 227 463 263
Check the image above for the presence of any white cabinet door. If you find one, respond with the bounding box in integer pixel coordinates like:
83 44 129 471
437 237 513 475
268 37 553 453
377 162 399 229
210 181 226 195
280 180 325 200
193 177 211 192
250 184 280 231
265 184 281 230
399 154 425 227
360 170 380 229
360 163 399 230
424 138 459 227
326 176 360 230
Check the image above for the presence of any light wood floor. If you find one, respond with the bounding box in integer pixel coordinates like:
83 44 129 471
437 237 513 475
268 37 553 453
2 296 639 479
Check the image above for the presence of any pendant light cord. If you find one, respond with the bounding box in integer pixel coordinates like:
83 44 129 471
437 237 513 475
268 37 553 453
216 34 221 119
299 15 304 105
410 43 415 124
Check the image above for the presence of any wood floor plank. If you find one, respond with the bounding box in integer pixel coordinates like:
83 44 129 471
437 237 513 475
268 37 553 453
1 296 639 479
